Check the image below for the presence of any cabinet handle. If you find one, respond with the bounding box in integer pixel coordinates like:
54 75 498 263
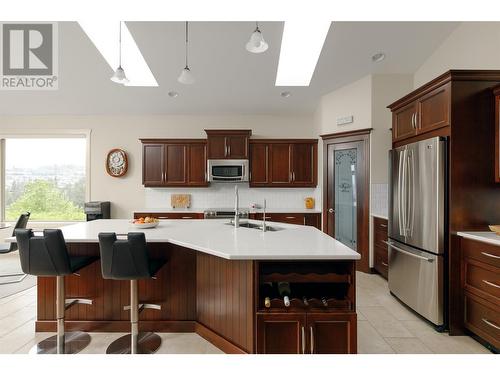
303 217 306 225
289 172 293 182
481 251 500 260
415 112 418 128
482 279 500 289
285 216 296 219
310 326 314 354
157 216 169 219
292 171 296 181
382 261 388 267
181 216 193 219
482 318 500 330
380 224 387 228
301 326 305 354
228 145 231 156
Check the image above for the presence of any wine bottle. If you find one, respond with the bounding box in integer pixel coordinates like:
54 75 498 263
278 282 291 307
261 282 274 308
321 297 328 307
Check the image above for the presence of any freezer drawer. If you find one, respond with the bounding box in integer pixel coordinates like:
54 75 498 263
387 240 444 325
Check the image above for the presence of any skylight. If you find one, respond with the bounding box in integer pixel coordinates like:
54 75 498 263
78 21 158 87
275 21 331 86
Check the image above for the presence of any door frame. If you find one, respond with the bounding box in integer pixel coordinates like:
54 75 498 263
321 128 371 273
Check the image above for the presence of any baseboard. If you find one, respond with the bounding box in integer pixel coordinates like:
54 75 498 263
195 322 249 354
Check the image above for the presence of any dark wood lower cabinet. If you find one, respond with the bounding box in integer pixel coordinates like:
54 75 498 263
251 212 321 230
256 312 356 354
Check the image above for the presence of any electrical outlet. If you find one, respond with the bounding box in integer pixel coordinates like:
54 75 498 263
337 116 354 126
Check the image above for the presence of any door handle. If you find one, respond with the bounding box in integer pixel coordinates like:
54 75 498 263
309 326 314 354
384 241 434 262
328 208 335 214
301 326 305 354
482 318 500 331
482 279 500 289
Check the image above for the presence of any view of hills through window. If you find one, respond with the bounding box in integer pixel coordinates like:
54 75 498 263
4 138 86 221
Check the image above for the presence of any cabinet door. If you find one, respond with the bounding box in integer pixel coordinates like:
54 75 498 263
207 135 227 159
164 144 188 185
307 313 357 354
143 144 165 186
304 213 321 229
250 143 270 186
269 144 292 185
417 83 450 134
393 102 417 142
188 143 208 186
291 143 316 186
227 135 249 159
256 313 307 354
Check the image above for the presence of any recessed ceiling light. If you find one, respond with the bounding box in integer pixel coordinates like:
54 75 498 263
372 52 385 63
79 21 158 87
168 91 179 98
275 20 331 86
280 91 292 98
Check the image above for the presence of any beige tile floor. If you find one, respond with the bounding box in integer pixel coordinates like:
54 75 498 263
0 271 492 354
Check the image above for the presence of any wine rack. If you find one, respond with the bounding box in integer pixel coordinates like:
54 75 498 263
257 261 355 313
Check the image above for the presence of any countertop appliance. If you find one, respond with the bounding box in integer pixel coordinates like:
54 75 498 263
388 137 446 327
207 159 249 182
84 201 111 221
203 208 249 219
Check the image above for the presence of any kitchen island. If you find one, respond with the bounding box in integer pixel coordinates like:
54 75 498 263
11 219 360 354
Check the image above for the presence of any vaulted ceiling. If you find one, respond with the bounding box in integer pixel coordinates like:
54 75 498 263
0 21 460 115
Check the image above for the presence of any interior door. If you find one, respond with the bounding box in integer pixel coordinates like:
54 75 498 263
325 136 369 272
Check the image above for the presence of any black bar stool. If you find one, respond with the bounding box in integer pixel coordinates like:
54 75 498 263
98 232 166 354
15 229 98 354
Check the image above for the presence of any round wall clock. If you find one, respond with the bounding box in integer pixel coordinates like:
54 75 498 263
106 149 128 177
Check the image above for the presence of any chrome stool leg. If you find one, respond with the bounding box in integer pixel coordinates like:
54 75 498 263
30 276 91 354
106 280 161 354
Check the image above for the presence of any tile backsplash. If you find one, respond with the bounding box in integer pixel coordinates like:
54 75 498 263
145 185 321 210
371 183 388 217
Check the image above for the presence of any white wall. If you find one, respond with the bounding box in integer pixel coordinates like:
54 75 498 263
0 114 316 219
414 22 500 88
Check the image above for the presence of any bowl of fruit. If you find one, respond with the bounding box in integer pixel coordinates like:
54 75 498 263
131 216 160 229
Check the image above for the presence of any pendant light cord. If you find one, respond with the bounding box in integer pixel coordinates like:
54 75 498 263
185 21 189 69
118 21 122 67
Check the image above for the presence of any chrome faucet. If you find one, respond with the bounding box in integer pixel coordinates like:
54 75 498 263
262 199 267 232
234 185 240 228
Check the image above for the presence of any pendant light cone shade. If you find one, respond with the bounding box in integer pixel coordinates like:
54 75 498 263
111 21 129 85
111 66 129 84
178 21 195 85
177 67 195 84
246 23 268 53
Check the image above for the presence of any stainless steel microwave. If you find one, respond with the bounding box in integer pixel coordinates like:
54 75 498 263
207 159 249 182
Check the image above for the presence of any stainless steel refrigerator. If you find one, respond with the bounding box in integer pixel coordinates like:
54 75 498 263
388 136 446 327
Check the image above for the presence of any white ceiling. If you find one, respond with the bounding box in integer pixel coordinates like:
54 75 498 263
0 21 460 116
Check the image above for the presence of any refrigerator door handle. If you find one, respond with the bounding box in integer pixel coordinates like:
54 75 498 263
385 241 435 262
407 149 415 237
398 150 405 236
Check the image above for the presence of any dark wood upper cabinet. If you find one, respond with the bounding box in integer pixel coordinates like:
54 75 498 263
494 84 500 182
390 80 451 144
142 143 164 186
250 140 318 188
393 102 418 141
141 139 208 187
205 129 251 159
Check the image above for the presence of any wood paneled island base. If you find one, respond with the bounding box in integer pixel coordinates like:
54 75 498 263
35 242 357 354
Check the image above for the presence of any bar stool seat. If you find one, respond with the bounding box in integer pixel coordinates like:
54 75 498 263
98 232 166 354
15 228 98 354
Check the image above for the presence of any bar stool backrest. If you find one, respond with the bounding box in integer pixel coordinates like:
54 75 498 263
7 212 30 252
98 232 151 280
14 229 72 276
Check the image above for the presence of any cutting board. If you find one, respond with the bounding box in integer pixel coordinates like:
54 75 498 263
171 194 191 208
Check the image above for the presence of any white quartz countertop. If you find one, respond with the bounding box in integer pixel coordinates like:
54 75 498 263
7 219 360 261
134 208 322 214
457 231 500 247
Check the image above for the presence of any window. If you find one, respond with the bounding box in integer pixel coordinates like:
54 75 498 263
2 137 87 221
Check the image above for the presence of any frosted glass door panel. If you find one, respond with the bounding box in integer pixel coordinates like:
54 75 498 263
334 148 357 250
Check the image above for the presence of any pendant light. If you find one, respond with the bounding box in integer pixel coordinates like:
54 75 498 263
111 21 129 84
246 22 268 53
178 21 195 85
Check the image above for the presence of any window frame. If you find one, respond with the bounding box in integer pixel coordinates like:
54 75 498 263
0 129 91 223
